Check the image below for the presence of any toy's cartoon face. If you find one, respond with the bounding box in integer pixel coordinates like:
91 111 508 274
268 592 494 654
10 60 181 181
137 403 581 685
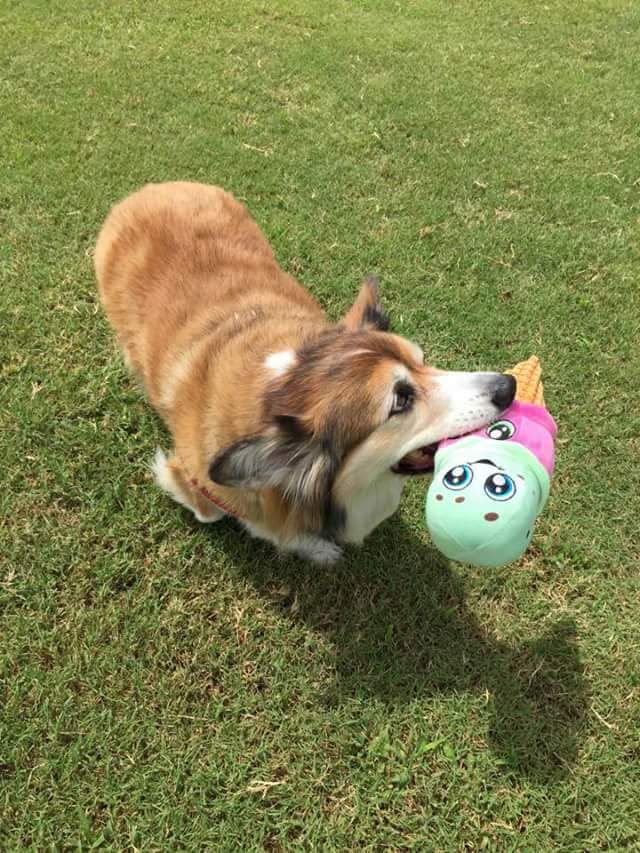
441 460 517 502
435 458 530 515
426 448 546 567
439 400 557 477
426 400 556 567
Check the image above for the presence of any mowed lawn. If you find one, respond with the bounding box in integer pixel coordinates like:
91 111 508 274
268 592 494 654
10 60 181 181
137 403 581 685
2 0 640 848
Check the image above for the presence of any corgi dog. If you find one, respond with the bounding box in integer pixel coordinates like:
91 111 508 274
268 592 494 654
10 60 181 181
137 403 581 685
95 182 515 564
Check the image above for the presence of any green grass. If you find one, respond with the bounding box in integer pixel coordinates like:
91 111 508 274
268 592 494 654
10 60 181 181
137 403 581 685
2 0 640 848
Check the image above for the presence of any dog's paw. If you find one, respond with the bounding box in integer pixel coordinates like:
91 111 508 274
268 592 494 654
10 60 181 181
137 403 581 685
243 523 342 564
291 536 343 566
192 505 226 524
151 447 174 492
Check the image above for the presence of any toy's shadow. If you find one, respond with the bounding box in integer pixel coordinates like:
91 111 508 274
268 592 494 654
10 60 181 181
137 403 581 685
209 516 587 782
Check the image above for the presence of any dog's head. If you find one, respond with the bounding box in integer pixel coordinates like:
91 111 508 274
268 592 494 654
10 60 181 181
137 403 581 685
209 277 515 537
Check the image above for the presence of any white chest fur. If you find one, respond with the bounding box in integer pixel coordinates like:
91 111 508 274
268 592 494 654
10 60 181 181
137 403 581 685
340 471 405 545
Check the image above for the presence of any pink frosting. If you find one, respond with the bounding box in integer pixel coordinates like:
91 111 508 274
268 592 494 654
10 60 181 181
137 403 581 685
440 401 557 476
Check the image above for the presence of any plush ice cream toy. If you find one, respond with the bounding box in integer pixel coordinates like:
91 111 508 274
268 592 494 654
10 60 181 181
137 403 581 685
425 357 557 567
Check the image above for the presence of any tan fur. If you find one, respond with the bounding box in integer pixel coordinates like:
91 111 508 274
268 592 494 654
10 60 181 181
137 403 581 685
96 181 511 562
96 183 323 531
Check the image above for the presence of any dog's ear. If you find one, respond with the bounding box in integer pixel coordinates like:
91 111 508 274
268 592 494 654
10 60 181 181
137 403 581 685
209 418 341 530
342 275 389 331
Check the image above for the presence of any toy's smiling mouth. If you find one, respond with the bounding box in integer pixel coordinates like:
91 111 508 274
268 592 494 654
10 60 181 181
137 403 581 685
392 444 438 475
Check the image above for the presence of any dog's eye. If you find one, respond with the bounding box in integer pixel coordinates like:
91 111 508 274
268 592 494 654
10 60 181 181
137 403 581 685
390 384 415 416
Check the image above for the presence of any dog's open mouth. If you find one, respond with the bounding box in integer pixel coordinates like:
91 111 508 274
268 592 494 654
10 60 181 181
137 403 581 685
391 444 438 476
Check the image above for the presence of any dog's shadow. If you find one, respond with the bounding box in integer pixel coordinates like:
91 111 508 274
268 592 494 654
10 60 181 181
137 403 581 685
206 516 587 782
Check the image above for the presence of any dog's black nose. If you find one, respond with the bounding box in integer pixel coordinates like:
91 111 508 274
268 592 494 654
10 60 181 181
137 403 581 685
491 374 517 409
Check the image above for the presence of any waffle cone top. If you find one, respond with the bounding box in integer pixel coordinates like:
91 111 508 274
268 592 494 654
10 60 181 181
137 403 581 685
505 355 545 406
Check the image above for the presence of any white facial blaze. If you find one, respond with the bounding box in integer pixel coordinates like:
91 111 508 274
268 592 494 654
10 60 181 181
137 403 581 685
430 371 504 438
391 371 510 469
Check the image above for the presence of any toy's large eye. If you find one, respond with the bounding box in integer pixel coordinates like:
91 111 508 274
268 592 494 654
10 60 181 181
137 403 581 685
486 419 515 440
443 464 473 491
484 473 516 501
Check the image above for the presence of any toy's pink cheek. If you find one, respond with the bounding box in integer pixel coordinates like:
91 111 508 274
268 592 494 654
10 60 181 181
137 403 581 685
484 512 499 521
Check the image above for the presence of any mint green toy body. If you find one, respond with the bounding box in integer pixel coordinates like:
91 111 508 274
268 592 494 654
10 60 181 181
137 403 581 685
425 401 557 568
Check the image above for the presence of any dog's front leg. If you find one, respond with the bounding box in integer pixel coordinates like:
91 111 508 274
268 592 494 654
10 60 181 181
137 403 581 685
242 521 342 565
152 449 225 523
